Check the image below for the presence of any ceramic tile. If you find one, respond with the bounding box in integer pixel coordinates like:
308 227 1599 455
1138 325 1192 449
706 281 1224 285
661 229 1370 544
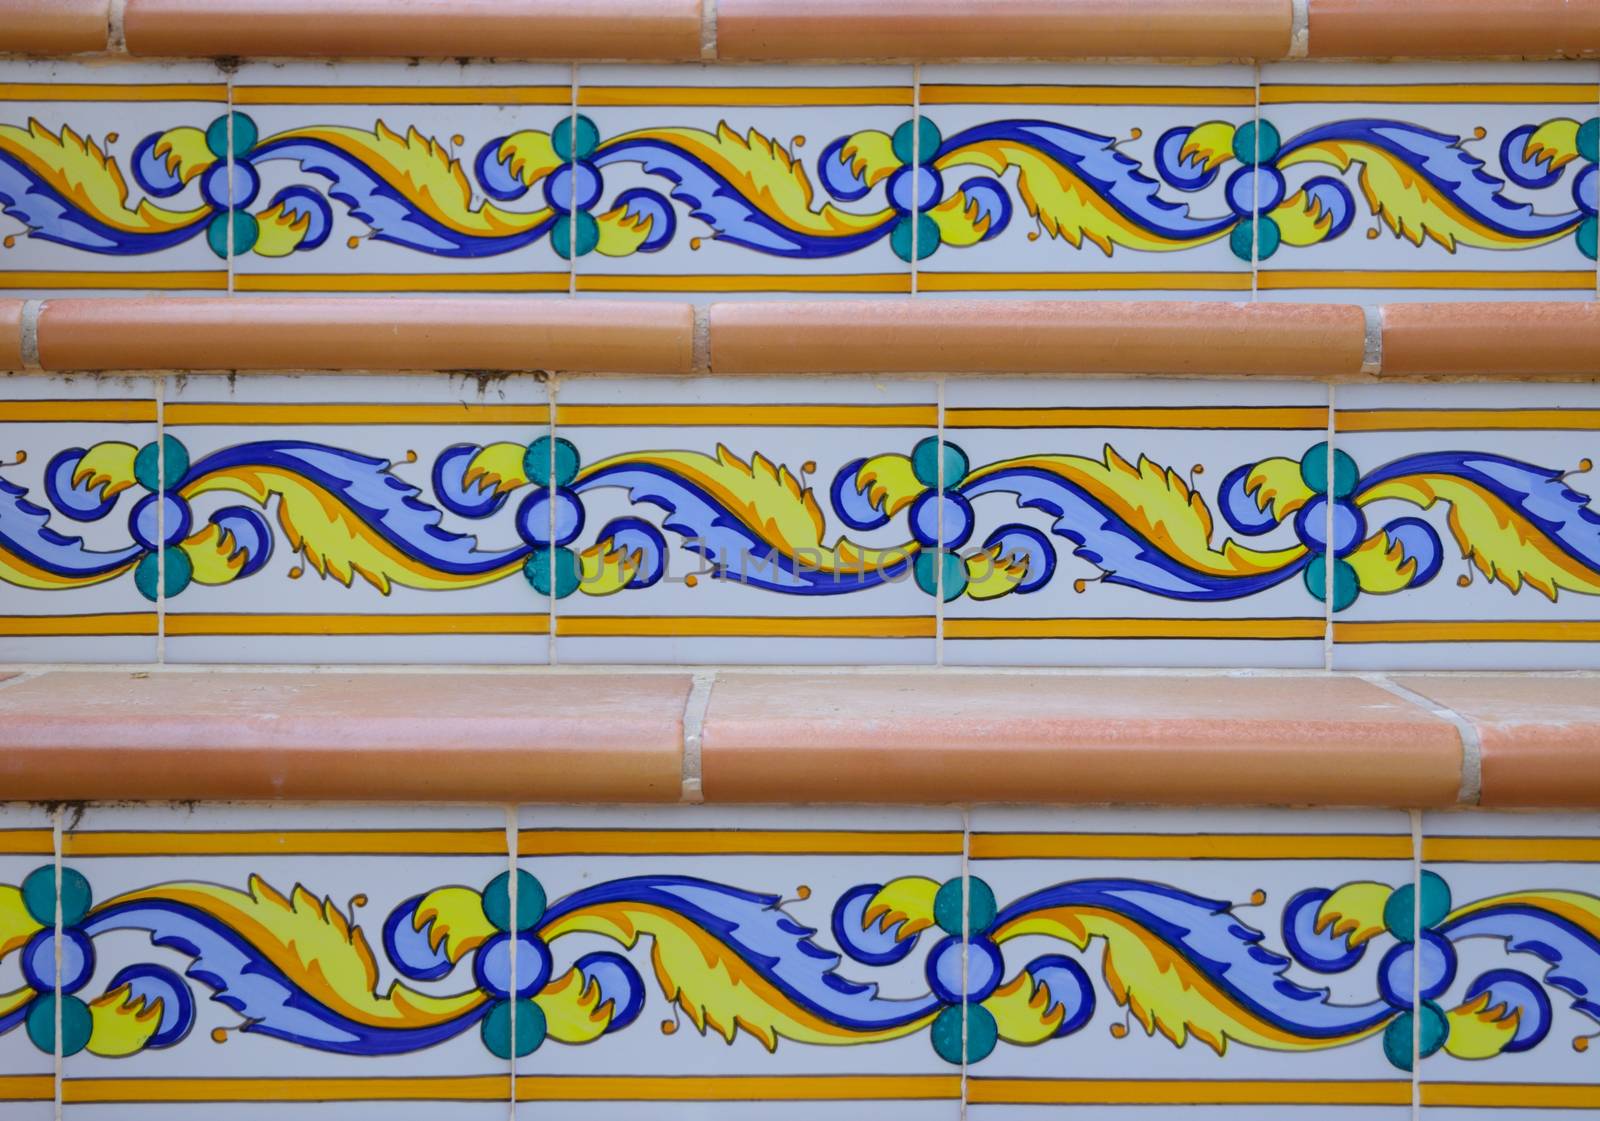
0 375 160 662
943 378 1331 667
572 65 914 298
914 65 1257 300
161 373 551 664
229 62 574 294
966 808 1415 1114
552 377 937 664
1257 62 1600 303
0 61 231 296
0 804 56 1121
512 805 963 1120
971 1110 1398 1120
58 803 512 1117
1419 812 1600 1110
1331 382 1600 670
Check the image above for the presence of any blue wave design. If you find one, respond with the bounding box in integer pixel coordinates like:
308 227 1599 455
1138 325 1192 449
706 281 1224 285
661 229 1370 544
1440 903 1600 1025
540 875 941 1032
0 149 210 255
0 474 143 577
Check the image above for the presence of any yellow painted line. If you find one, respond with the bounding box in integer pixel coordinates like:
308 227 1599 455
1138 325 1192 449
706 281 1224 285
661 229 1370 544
1335 620 1600 644
67 829 508 857
0 270 226 290
166 403 549 425
0 614 155 637
235 86 570 105
1338 408 1600 432
1263 83 1598 104
919 271 1249 292
577 274 912 293
1424 1084 1600 1108
64 1076 510 1103
947 618 1325 641
973 832 1410 860
519 1075 959 1101
1 400 155 422
559 616 935 639
0 83 227 101
922 84 1253 106
1424 837 1600 863
0 830 53 855
947 406 1326 430
560 404 934 427
236 273 571 293
165 614 550 637
1259 269 1596 290
519 829 961 856
971 1080 1410 1105
580 86 913 107
0 1075 52 1101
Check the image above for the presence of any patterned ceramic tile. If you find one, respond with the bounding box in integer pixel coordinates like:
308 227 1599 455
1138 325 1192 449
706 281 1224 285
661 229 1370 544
965 808 1415 1114
0 61 231 295
971 1109 1397 1121
230 62 574 294
511 805 964 1120
0 804 55 1121
1331 382 1600 670
1418 812 1600 1112
942 378 1331 667
571 65 914 297
1257 63 1600 303
161 374 551 665
551 377 937 664
914 65 1257 299
56 803 513 1118
0 376 160 663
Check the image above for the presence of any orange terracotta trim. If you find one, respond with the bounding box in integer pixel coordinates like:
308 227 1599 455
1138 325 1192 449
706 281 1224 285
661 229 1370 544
715 0 1294 60
0 0 110 55
709 300 1367 378
0 672 690 802
122 0 704 61
1308 0 1600 59
1380 302 1600 378
0 298 22 370
34 297 695 373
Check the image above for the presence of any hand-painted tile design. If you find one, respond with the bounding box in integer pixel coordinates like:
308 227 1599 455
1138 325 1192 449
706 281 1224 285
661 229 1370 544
0 62 230 294
0 805 54 1121
1258 62 1600 302
0 377 159 662
1332 383 1600 670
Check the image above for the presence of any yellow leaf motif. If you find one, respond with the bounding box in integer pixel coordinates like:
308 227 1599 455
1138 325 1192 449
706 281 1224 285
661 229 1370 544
88 983 164 1057
536 966 615 1044
983 971 1066 1046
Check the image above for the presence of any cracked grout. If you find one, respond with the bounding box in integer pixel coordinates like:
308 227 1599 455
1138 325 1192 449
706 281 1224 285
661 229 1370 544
1364 673 1484 805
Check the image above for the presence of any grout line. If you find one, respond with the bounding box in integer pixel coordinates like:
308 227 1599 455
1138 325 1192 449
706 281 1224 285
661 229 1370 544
680 669 716 802
1323 382 1335 670
155 379 167 664
700 0 718 60
547 377 559 666
19 299 42 369
911 63 922 295
107 0 127 53
0 668 40 693
507 807 519 1097
935 376 946 666
52 804 62 1121
959 805 970 1121
568 64 579 294
1365 674 1483 805
1289 0 1310 58
692 305 710 374
1410 807 1422 1118
1361 307 1383 376
1250 63 1260 301
226 99 235 293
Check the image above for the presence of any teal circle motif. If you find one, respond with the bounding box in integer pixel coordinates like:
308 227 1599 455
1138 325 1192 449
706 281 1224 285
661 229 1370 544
932 876 996 935
890 213 940 262
1229 216 1281 262
1232 119 1281 165
481 999 547 1058
524 547 580 598
1302 554 1360 613
206 210 259 259
21 865 91 926
483 869 547 932
1579 216 1597 262
1578 116 1598 163
26 993 92 1057
553 115 599 162
133 547 192 602
1299 441 1359 498
1384 871 1451 943
552 211 599 259
930 1003 997 1064
205 112 259 159
892 117 943 165
914 549 967 601
524 436 579 488
134 435 190 492
1382 1002 1448 1071
911 437 969 488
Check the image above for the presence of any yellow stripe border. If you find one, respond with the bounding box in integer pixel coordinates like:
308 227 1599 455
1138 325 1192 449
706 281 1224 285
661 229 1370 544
558 404 934 427
0 401 155 423
164 614 550 637
558 616 934 638
973 832 1410 860
1335 621 1600 644
579 87 913 107
1424 837 1600 863
1338 408 1600 432
946 618 1324 641
970 1079 1410 1105
66 830 509 857
946 406 1326 430
166 403 549 425
519 829 961 856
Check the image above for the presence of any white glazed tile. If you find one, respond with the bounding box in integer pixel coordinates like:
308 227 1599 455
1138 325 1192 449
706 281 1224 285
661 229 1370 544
1332 382 1600 670
0 375 159 662
970 1110 1400 1120
161 374 550 664
944 378 1330 667
915 65 1256 300
1257 62 1600 303
66 1106 506 1121
966 808 1413 1110
0 804 55 1121
61 804 513 1106
0 61 231 296
231 62 574 293
572 65 914 299
512 806 962 1120
1420 812 1600 1094
553 377 937 664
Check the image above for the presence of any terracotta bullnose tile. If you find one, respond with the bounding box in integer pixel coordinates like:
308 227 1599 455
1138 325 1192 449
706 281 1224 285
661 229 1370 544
1394 676 1600 808
0 0 110 54
124 0 701 60
701 674 1463 806
0 299 22 370
1310 0 1599 58
709 300 1365 377
36 297 694 374
1380 303 1600 378
716 0 1292 59
0 672 689 802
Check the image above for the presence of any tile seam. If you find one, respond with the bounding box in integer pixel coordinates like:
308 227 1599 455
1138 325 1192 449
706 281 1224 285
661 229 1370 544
1361 307 1383 375
680 669 716 802
52 804 62 1121
1409 807 1422 1117
1363 674 1482 805
1323 382 1335 669
19 299 41 369
700 0 717 60
1288 0 1310 57
107 0 127 53
506 804 518 1111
